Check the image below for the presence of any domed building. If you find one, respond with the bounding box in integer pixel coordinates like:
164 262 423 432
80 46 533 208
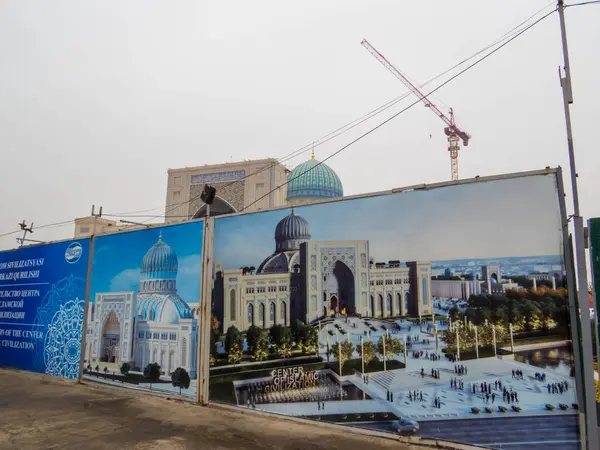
85 233 197 379
257 209 311 274
286 151 343 206
213 208 432 333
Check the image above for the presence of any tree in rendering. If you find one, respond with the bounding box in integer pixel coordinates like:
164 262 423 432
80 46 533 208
269 324 293 358
227 340 243 366
329 341 354 372
252 331 269 362
171 367 191 395
377 335 403 367
246 325 262 354
144 363 161 390
361 340 378 368
291 319 307 346
120 362 131 377
224 325 241 354
299 326 319 355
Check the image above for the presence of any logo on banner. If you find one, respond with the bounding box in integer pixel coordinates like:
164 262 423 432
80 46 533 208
65 243 83 264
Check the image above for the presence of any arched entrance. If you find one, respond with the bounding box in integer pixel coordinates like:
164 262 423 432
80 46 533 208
386 294 392 316
370 295 375 317
396 293 402 316
101 312 120 363
192 196 237 218
331 261 355 314
330 296 339 315
378 294 384 318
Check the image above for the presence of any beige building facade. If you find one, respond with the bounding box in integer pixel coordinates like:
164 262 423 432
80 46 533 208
164 159 289 222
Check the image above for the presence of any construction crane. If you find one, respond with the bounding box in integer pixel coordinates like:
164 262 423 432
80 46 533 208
361 39 471 181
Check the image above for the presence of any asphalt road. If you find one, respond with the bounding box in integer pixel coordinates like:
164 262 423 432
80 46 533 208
353 414 580 450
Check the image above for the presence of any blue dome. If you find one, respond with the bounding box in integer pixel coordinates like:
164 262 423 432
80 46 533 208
141 233 178 280
274 210 311 252
287 158 343 200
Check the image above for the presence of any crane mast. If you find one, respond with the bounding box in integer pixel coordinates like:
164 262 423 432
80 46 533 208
361 39 471 181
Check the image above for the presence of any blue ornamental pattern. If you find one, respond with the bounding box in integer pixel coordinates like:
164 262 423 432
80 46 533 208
32 275 86 372
136 293 193 320
44 299 84 379
287 159 343 200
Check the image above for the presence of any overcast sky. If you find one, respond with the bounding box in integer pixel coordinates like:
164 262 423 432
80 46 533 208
0 1 598 251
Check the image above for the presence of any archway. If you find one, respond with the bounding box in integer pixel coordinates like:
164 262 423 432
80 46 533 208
490 273 498 283
386 294 392 317
332 261 355 314
192 196 237 219
101 312 120 363
370 295 375 317
396 293 402 316
378 294 384 318
330 296 339 315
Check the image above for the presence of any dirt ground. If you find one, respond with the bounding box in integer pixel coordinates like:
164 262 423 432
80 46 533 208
0 369 437 450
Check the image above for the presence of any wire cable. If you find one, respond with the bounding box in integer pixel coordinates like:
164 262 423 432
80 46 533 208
566 0 600 7
110 3 556 223
240 8 557 214
0 220 75 240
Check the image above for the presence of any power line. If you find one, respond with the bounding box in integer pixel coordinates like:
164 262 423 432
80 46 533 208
0 220 75 240
566 0 600 6
108 3 556 222
241 8 556 214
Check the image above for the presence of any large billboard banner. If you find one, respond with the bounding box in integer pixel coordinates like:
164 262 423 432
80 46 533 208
83 221 203 398
0 239 90 379
208 171 582 448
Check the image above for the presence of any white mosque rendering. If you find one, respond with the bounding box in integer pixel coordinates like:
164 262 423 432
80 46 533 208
213 208 432 333
85 233 198 378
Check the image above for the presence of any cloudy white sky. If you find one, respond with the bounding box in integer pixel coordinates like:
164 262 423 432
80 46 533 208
0 1 598 250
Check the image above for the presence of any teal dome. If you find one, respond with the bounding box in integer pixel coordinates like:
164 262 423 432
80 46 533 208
287 158 343 200
141 233 178 281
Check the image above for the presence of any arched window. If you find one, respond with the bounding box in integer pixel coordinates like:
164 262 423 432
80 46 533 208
269 302 276 324
405 291 410 312
230 289 236 321
259 303 265 328
422 278 429 306
280 301 287 326
247 303 254 326
181 338 187 366
396 293 401 315
386 294 392 315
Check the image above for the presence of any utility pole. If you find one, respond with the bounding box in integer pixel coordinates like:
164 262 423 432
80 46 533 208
16 221 43 247
556 2 598 448
90 205 103 237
